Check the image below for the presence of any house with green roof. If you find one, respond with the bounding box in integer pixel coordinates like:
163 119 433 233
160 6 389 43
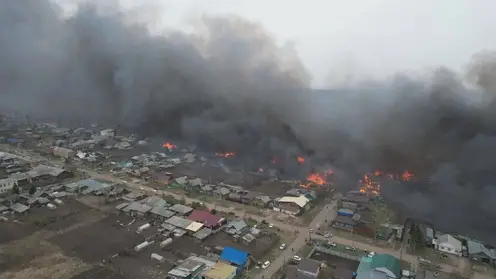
356 254 401 279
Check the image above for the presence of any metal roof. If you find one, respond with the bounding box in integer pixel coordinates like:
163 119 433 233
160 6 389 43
185 221 204 232
169 204 193 214
278 196 309 208
165 216 193 229
203 262 237 279
10 203 29 213
219 246 248 266
193 228 213 240
187 210 222 228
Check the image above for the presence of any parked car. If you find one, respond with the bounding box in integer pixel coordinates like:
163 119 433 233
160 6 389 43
280 244 286 250
292 255 302 262
262 261 271 269
324 233 332 238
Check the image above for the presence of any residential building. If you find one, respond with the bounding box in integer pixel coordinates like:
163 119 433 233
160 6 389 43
225 220 249 235
332 215 357 231
219 247 248 274
356 254 401 279
0 178 17 194
275 196 310 216
167 256 206 279
187 210 225 229
53 147 75 159
202 262 237 279
434 234 462 256
169 204 193 216
467 240 496 265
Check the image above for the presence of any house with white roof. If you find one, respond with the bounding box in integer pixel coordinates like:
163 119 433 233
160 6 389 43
274 195 310 216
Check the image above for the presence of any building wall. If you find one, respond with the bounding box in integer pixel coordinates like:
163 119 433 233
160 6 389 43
438 243 461 256
0 179 16 194
278 202 301 215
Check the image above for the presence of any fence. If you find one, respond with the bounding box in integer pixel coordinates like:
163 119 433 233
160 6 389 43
313 246 363 261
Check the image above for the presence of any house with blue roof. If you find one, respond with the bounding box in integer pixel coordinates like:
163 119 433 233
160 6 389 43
219 246 248 274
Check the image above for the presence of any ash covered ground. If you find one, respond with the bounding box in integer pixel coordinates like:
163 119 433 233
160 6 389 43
2 0 496 244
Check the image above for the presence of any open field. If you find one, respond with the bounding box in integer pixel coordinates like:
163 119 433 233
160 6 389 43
71 266 127 279
0 235 90 279
48 215 144 263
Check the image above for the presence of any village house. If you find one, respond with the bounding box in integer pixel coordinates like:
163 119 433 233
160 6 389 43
434 234 462 256
467 240 496 265
332 215 358 231
274 196 310 216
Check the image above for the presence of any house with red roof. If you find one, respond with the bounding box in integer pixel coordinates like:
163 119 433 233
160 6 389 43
187 210 226 229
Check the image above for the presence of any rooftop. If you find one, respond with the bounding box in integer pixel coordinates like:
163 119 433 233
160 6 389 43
278 195 310 208
169 204 193 214
220 246 248 266
203 262 237 279
187 210 223 228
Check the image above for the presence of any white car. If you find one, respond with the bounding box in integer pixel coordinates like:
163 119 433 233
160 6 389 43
367 252 376 258
292 255 302 262
269 223 274 228
324 233 332 238
279 244 286 250
262 261 271 269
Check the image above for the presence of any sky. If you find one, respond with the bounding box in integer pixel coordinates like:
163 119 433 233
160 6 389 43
55 0 496 88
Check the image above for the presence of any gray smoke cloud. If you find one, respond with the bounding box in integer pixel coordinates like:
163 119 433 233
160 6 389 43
2 0 496 244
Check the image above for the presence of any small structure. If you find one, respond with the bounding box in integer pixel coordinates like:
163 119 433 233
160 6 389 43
193 228 213 240
122 202 152 216
169 204 193 216
356 254 401 279
167 256 206 279
203 262 237 279
434 234 462 256
52 147 75 159
165 216 193 230
10 203 29 214
219 246 248 274
297 259 322 278
100 129 116 137
467 240 496 265
225 220 249 235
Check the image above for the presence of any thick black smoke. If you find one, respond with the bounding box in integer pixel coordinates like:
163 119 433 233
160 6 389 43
2 0 496 243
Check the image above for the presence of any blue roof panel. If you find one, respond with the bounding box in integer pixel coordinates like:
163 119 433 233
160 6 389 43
220 246 248 266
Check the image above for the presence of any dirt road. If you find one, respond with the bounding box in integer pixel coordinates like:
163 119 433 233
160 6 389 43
253 202 338 279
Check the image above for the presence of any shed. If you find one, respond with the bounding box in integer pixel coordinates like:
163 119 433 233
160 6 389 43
169 204 193 215
193 228 213 240
165 216 193 229
185 221 204 232
337 208 355 217
10 203 29 213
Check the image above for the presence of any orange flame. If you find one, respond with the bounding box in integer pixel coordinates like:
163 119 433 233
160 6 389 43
359 173 381 196
216 152 236 158
162 142 176 150
297 156 305 164
299 171 333 188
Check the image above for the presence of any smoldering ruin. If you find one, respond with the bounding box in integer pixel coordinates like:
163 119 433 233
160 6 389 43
2 0 496 243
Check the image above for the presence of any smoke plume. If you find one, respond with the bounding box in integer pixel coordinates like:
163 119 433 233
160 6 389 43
2 0 496 244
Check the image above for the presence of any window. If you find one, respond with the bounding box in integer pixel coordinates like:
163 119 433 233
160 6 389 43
447 248 452 252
